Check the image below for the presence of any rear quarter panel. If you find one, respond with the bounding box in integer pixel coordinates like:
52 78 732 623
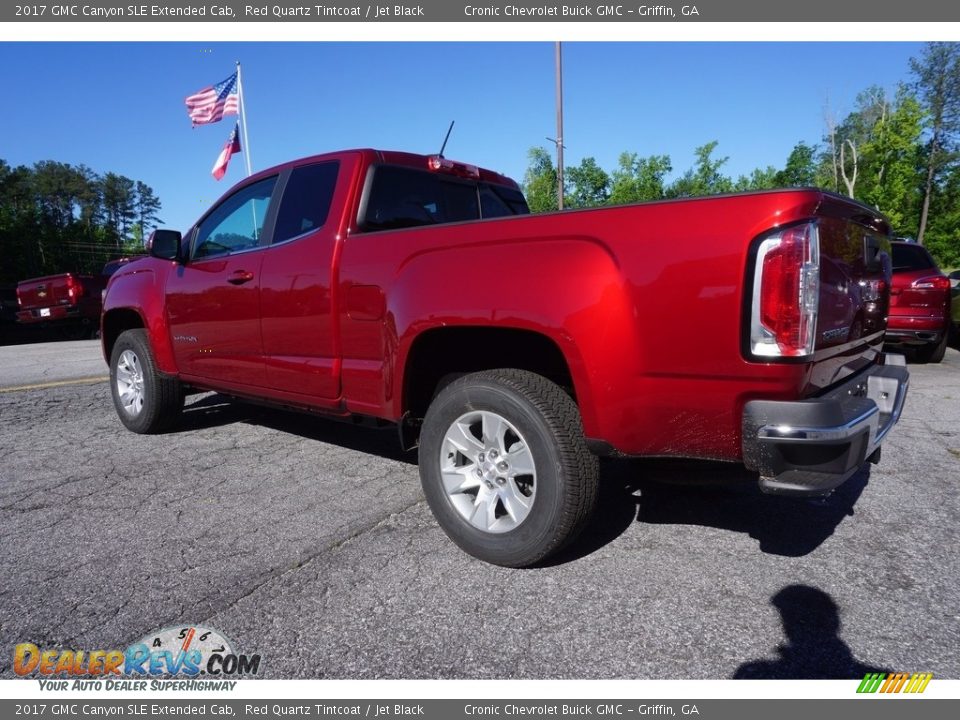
339 190 865 461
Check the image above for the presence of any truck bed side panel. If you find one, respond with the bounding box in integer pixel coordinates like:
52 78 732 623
339 189 887 462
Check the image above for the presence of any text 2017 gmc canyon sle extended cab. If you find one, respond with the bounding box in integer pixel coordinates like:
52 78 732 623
102 149 909 567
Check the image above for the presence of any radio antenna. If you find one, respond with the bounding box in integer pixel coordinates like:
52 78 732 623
438 121 455 158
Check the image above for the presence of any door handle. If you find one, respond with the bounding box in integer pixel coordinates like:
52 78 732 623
227 270 255 285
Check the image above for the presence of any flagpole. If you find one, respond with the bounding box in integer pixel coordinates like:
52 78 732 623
236 61 253 177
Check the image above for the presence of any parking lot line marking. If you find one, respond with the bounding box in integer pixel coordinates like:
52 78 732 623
0 376 109 393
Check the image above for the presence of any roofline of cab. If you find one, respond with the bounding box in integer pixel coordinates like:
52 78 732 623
221 148 520 194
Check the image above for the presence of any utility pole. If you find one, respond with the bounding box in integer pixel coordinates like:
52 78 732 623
555 41 564 210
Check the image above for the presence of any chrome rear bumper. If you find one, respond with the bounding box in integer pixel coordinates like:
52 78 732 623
742 355 909 496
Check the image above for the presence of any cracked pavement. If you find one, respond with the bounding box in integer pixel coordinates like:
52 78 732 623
0 342 958 679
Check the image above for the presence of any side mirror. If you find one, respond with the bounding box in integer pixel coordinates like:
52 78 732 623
148 229 182 261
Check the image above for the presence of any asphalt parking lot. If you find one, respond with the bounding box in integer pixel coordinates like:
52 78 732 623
1 341 958 679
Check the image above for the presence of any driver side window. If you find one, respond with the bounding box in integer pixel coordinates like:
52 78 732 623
193 177 277 259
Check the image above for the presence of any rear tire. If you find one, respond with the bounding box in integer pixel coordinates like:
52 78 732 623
110 329 183 433
419 369 598 567
915 331 948 364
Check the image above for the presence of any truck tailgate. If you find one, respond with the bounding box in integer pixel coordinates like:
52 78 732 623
16 274 76 311
808 195 892 391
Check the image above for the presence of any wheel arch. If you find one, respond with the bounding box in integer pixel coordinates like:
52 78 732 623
102 308 146 364
400 325 592 432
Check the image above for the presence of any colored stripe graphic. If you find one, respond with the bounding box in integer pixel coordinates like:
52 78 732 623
857 673 885 693
905 673 933 693
857 672 932 693
884 673 909 693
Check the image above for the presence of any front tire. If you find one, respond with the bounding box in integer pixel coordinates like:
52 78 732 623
419 369 598 567
110 329 183 433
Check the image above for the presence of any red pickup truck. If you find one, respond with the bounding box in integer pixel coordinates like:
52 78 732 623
17 259 137 339
102 149 909 567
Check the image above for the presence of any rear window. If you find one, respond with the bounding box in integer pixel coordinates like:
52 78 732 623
480 184 530 218
891 244 936 271
360 165 528 231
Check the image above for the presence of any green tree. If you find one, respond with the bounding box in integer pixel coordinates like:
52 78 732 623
911 42 960 245
75 164 103 229
134 180 163 245
921 157 960 267
565 157 610 208
816 85 925 236
522 147 559 213
667 141 733 197
0 160 41 281
0 160 34 215
775 142 818 187
100 172 136 248
859 87 924 232
31 160 88 230
733 166 778 192
609 152 672 204
0 159 163 283
833 87 890 198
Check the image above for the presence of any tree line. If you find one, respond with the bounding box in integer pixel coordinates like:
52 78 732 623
524 42 960 268
0 159 162 285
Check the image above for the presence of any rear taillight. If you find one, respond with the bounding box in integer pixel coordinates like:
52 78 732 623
911 275 951 290
858 278 886 302
15 287 22 308
66 275 82 302
750 222 820 358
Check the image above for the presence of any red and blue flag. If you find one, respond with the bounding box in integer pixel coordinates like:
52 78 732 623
212 123 241 180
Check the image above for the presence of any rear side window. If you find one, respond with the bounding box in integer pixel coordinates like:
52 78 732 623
274 161 340 243
361 166 480 231
891 243 936 271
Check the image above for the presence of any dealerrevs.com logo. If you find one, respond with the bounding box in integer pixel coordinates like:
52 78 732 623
14 625 260 690
857 672 933 694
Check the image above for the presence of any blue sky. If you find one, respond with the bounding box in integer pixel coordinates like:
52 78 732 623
0 42 925 232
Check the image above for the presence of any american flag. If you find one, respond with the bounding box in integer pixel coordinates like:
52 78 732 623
185 73 239 127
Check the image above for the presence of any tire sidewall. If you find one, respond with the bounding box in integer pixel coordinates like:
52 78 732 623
419 378 569 566
110 330 156 433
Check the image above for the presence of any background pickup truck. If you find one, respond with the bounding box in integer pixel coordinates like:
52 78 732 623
102 148 909 567
17 259 136 339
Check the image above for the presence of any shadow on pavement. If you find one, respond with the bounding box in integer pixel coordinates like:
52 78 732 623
178 393 418 466
733 584 889 679
550 458 870 564
0 323 67 346
177 395 870 561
